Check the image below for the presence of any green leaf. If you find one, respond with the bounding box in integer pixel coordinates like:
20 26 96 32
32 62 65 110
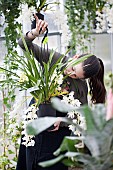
51 97 75 113
103 118 113 137
62 158 77 167
66 54 92 68
54 136 82 156
18 28 29 53
65 151 97 166
38 155 64 167
78 105 98 134
42 36 48 45
91 104 106 130
8 150 14 154
0 67 20 78
10 51 29 69
26 117 58 135
3 97 9 104
101 118 113 154
101 154 113 170
26 117 72 136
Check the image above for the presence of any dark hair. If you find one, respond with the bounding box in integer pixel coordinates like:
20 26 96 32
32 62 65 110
79 54 106 104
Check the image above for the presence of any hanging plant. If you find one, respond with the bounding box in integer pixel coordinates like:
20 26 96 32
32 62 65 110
0 0 22 50
0 0 58 51
95 1 113 33
65 0 107 53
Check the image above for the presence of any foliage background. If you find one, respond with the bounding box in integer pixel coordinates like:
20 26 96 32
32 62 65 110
0 0 113 169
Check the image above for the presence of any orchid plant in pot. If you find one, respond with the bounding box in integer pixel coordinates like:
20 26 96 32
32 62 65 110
0 32 90 109
0 32 91 145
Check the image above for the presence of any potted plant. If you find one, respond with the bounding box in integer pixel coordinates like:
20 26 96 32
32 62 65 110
0 34 90 113
26 97 113 170
23 0 59 13
29 0 59 28
0 30 92 146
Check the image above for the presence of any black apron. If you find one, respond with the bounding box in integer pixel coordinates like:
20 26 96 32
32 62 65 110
16 98 71 170
16 79 88 170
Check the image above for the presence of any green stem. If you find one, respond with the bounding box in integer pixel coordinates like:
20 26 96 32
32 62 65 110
2 90 6 170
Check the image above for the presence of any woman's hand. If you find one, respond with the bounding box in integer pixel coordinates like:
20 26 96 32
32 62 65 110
32 14 48 37
27 14 48 39
48 117 62 132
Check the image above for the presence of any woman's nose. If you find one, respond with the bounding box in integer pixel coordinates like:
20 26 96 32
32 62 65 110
69 70 75 75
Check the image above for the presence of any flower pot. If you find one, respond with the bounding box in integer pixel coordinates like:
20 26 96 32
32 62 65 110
38 103 56 117
31 13 44 29
38 103 56 130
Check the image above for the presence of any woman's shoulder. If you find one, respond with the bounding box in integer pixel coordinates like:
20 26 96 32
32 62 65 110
69 78 88 95
69 78 87 86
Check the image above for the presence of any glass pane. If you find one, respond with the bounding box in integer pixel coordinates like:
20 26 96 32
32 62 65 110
91 33 112 73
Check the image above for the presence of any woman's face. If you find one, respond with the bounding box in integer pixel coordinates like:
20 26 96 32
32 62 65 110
64 55 85 79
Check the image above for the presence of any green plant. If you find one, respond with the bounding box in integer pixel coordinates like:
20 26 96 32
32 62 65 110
0 0 22 50
0 47 25 169
0 34 91 106
22 0 59 13
65 0 109 53
105 72 113 91
0 0 58 51
26 98 113 170
0 83 22 169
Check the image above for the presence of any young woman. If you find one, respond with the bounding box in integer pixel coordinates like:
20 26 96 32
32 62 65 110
16 14 106 170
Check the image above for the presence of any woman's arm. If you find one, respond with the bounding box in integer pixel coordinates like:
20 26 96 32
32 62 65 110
18 35 65 65
18 14 67 65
